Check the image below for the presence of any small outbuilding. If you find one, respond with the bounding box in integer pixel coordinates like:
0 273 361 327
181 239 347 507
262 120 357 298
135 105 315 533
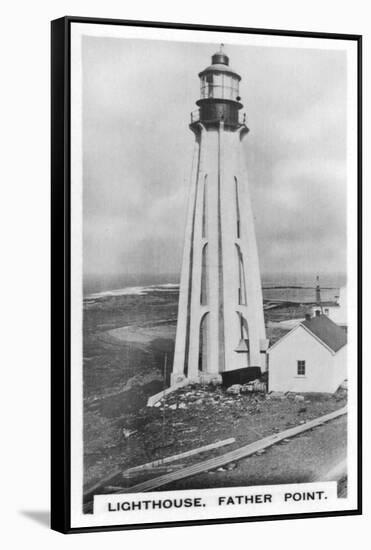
312 286 347 329
267 313 347 394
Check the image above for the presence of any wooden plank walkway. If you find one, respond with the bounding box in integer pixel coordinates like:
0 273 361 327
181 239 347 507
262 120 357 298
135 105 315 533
123 438 235 475
83 438 235 503
118 406 347 494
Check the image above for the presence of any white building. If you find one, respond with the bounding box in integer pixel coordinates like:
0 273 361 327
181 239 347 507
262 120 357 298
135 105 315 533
267 313 347 394
312 286 347 328
172 47 267 385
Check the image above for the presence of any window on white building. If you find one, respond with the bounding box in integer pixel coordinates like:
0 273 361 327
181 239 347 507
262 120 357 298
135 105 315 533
297 360 306 376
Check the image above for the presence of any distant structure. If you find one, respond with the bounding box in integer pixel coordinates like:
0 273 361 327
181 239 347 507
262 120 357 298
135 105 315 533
172 46 268 385
312 286 347 329
315 275 322 308
268 313 347 393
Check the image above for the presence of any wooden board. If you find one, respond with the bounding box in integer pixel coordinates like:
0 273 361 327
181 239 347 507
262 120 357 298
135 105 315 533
147 378 189 407
123 438 236 475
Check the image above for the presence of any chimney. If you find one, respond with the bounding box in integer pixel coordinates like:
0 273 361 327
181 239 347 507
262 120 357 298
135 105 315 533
305 313 311 321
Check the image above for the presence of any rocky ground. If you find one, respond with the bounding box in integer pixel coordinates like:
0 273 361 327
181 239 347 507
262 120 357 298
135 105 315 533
84 380 347 491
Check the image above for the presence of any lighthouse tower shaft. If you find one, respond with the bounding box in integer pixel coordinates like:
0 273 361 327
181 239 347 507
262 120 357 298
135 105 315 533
172 49 267 384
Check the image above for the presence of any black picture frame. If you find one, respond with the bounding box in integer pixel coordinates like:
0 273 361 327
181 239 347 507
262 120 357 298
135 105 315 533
51 15 362 534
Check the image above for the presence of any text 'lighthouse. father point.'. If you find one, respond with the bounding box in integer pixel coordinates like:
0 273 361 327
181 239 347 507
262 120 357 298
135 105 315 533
172 46 268 385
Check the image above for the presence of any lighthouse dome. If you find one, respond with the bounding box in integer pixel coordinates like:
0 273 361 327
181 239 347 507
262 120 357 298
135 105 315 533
211 51 229 65
199 46 241 80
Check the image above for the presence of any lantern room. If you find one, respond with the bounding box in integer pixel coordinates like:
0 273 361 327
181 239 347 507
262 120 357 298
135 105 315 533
194 45 244 130
199 49 241 101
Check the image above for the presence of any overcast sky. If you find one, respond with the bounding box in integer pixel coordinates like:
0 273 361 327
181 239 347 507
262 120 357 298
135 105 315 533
82 37 347 287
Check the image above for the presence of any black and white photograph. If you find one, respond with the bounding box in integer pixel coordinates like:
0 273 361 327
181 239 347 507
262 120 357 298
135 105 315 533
51 17 361 533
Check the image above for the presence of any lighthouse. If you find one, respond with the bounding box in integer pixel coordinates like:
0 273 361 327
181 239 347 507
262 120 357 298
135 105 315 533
171 47 268 385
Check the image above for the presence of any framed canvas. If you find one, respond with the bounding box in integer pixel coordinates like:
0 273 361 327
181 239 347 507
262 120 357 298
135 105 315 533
51 16 362 533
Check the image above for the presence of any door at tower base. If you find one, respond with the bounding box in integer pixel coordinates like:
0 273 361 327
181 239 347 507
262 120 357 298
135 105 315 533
171 49 268 386
221 366 263 388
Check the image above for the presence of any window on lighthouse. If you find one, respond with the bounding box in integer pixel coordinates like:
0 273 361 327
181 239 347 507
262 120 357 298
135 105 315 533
223 74 240 100
202 176 208 238
200 73 240 100
200 74 215 98
200 76 206 98
212 73 223 98
206 74 214 97
198 313 209 372
235 177 241 238
239 314 249 341
200 243 208 305
236 244 247 305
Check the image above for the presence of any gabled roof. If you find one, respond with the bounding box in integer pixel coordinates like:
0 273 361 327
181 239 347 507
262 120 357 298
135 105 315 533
267 314 347 354
301 314 347 353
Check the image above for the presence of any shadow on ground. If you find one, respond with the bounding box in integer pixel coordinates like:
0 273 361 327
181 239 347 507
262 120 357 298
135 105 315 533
20 510 50 528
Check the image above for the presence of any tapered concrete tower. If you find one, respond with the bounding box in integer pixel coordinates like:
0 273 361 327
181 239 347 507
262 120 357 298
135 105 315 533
172 47 268 385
